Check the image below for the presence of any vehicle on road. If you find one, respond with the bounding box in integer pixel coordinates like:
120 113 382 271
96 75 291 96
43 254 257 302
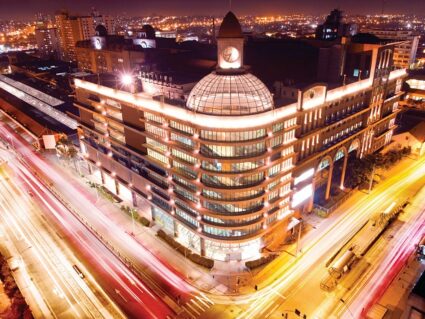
72 264 85 279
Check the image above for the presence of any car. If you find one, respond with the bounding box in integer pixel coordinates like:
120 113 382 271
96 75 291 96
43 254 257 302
72 265 85 279
27 190 34 197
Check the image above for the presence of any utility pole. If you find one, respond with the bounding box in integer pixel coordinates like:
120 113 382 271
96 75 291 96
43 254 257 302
296 219 302 256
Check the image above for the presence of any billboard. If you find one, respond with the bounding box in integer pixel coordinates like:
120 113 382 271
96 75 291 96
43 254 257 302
133 39 156 48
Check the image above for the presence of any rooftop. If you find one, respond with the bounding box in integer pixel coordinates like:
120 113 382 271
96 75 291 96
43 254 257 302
0 74 77 134
217 11 244 39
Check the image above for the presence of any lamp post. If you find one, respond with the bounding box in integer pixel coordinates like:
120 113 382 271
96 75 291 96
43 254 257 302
6 134 14 150
368 164 376 194
121 73 136 93
340 298 355 319
130 208 135 236
296 218 302 256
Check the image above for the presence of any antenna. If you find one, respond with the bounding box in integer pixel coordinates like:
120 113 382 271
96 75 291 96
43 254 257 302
381 0 387 15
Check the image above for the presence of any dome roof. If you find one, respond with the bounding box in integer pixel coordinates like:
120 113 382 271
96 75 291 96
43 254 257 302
218 11 243 38
95 24 107 37
187 72 273 116
141 24 156 39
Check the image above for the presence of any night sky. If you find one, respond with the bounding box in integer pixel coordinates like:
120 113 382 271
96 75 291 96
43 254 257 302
1 0 424 20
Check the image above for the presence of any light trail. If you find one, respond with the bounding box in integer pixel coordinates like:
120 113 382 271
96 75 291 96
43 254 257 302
237 158 425 319
341 205 425 318
0 117 423 319
6 154 174 319
0 168 91 318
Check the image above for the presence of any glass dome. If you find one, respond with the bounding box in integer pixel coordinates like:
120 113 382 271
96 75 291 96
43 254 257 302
187 72 274 116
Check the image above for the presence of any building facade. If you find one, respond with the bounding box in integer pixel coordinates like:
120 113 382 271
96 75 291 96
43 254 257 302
315 9 358 41
75 25 155 74
362 29 420 69
35 26 60 59
74 12 406 262
55 12 115 62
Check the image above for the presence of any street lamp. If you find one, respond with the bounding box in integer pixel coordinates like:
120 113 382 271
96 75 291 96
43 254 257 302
120 73 138 93
368 164 376 194
340 298 355 319
121 73 133 86
6 134 14 149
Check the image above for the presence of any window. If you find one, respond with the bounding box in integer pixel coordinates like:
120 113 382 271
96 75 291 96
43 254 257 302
145 112 165 124
200 129 266 142
170 121 194 134
171 133 195 149
172 149 196 164
147 149 168 165
146 123 167 138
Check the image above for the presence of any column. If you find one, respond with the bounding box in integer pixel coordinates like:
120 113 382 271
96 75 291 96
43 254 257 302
200 237 206 257
100 170 105 184
115 179 120 195
307 178 315 212
173 219 179 237
325 163 334 200
131 191 138 207
340 154 348 189
87 162 93 175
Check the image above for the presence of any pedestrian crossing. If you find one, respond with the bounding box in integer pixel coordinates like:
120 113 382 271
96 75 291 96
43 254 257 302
181 293 215 319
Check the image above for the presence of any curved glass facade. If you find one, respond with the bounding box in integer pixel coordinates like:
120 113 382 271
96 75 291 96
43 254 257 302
187 72 274 116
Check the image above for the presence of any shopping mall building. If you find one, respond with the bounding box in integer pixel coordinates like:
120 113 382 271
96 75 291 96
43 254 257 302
73 12 406 261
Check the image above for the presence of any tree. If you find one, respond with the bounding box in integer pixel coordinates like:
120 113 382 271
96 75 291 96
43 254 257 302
56 136 79 172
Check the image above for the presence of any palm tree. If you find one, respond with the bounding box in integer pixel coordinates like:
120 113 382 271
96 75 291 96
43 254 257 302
56 136 80 173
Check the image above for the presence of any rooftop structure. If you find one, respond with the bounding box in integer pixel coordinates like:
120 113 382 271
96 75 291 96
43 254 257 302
361 28 420 69
315 9 358 41
55 12 115 62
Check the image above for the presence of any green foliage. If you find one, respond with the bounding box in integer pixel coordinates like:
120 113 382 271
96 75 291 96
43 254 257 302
139 216 151 227
156 230 214 269
0 253 32 318
345 147 410 188
245 254 277 270
120 205 150 227
56 136 78 160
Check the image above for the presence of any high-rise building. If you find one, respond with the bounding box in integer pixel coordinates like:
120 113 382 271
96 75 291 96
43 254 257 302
55 12 115 62
35 26 60 59
75 25 154 74
361 29 419 69
74 12 405 262
316 9 358 41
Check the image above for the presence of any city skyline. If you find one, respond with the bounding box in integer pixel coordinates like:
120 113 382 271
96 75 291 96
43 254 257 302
2 0 425 20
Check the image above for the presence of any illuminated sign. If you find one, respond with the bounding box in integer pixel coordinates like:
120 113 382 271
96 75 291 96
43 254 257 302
133 39 156 48
92 36 106 50
292 184 313 207
294 168 314 185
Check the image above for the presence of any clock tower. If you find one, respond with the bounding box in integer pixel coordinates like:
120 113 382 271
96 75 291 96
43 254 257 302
217 11 244 71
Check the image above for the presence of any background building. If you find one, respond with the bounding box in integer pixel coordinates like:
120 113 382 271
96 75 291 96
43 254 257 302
75 25 156 74
362 29 420 69
55 12 115 62
35 25 60 59
315 9 358 41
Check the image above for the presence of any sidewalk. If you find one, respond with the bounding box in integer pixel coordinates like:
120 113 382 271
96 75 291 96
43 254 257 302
41 153 229 293
39 151 421 294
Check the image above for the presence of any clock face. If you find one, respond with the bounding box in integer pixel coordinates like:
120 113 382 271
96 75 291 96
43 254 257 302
222 46 239 63
94 38 102 50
